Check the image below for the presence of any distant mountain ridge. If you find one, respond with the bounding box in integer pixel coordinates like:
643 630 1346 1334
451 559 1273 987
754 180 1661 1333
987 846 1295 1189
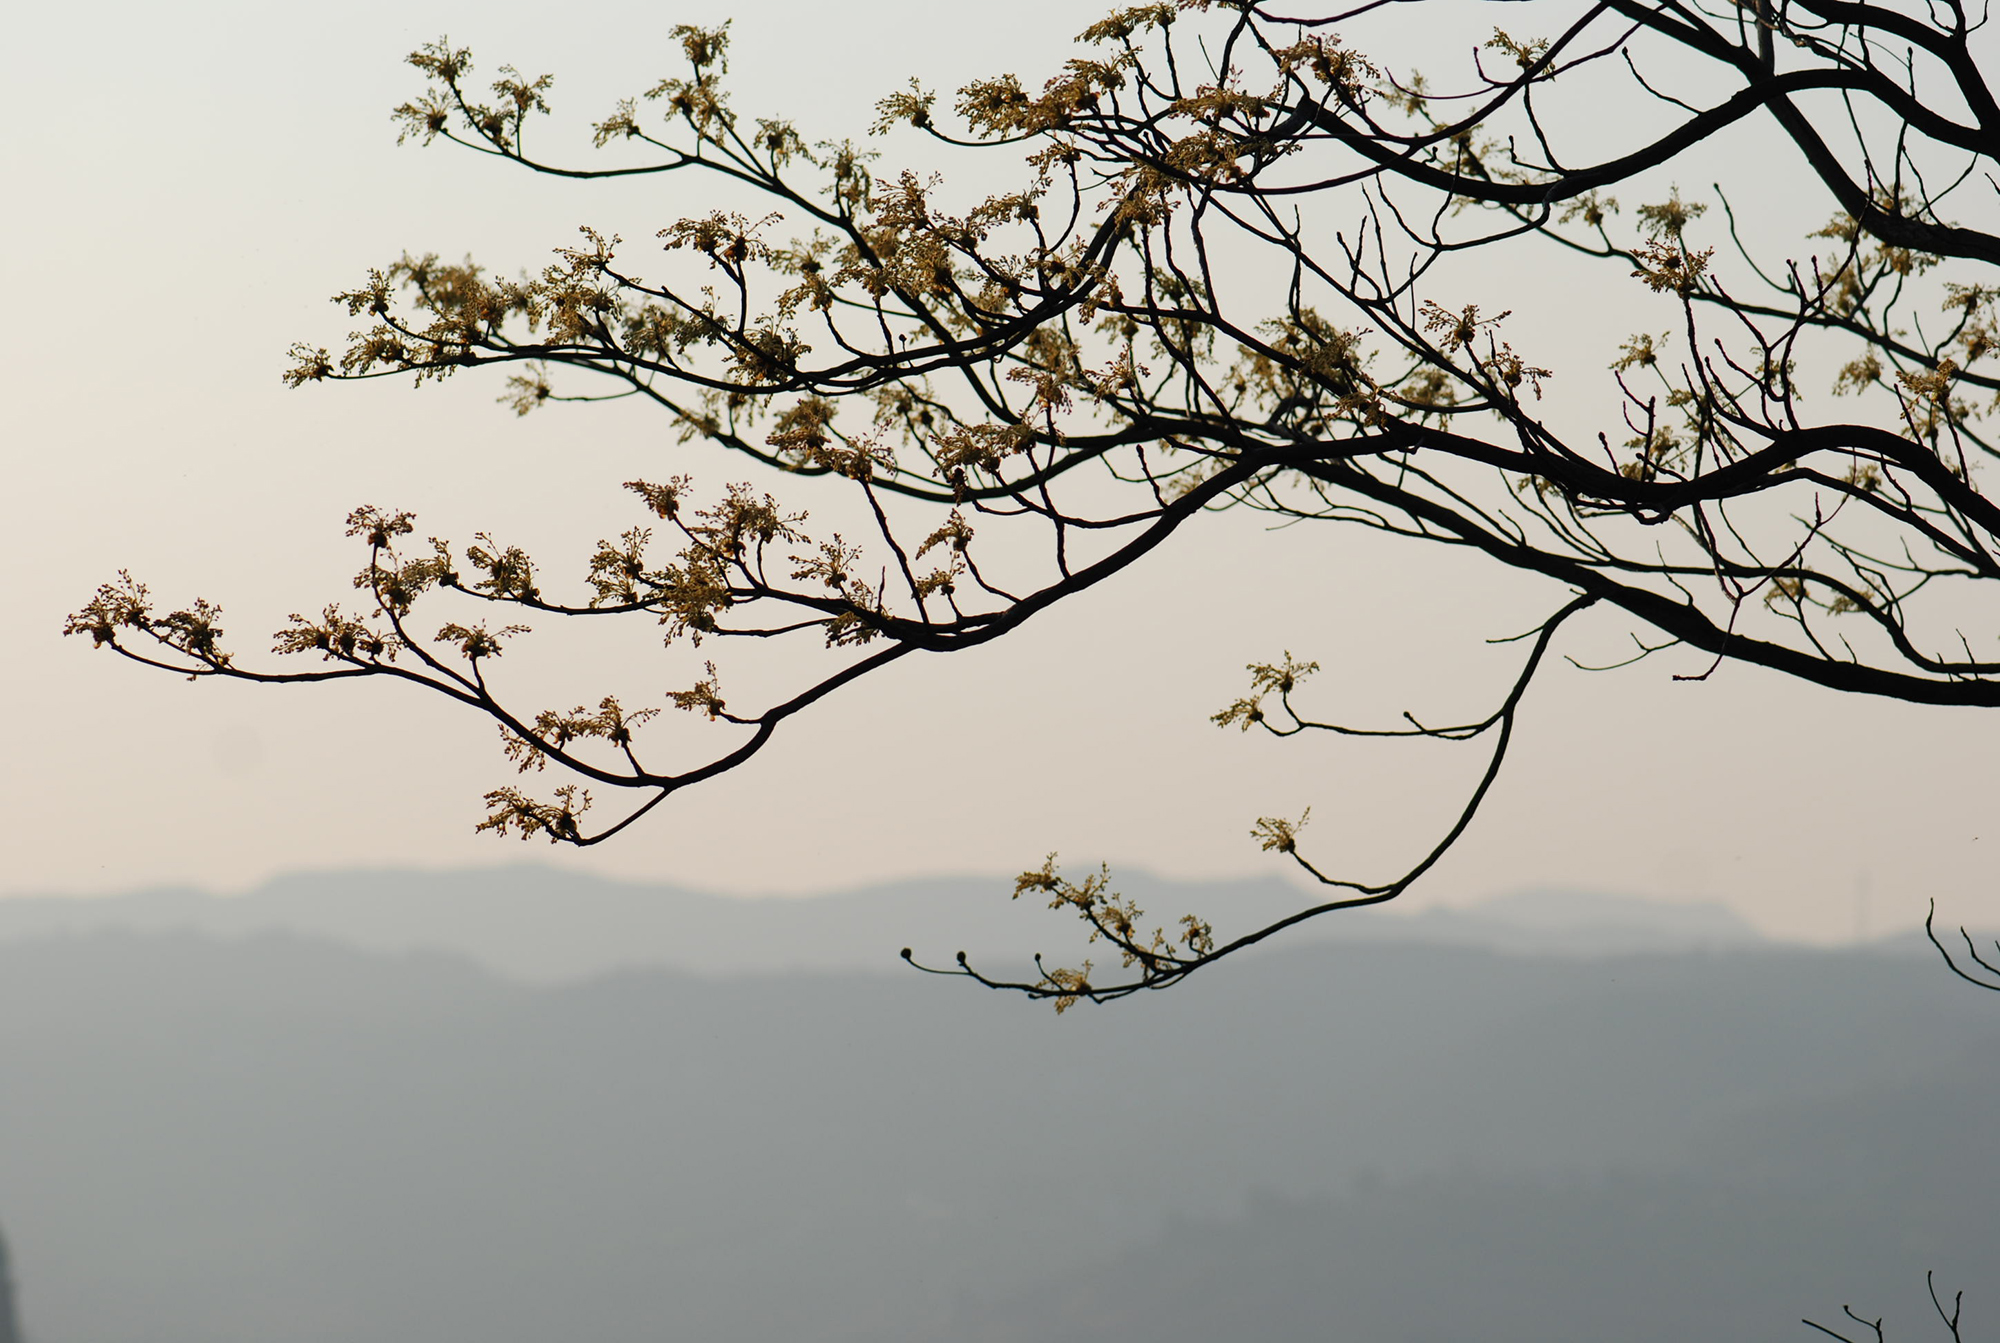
0 926 1989 1343
0 866 1776 983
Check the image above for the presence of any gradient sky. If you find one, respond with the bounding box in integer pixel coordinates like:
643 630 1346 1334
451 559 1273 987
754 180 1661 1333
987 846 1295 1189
4 0 1995 945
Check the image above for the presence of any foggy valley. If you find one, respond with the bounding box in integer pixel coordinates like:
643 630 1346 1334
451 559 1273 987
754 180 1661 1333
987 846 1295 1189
0 870 1990 1342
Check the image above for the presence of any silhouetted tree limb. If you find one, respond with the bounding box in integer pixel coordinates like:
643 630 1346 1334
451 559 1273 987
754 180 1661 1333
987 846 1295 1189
1927 899 2000 992
1805 1272 1969 1343
69 1 2000 1004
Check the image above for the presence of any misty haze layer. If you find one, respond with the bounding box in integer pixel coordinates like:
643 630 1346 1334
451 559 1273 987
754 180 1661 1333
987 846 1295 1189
0 866 1771 982
0 871 1991 1342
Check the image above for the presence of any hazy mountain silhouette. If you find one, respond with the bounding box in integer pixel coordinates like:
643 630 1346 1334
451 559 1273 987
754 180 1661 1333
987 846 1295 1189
0 866 1769 984
0 905 1989 1343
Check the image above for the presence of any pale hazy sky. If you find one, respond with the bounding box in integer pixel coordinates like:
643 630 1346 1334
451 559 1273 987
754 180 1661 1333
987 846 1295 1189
4 0 1994 944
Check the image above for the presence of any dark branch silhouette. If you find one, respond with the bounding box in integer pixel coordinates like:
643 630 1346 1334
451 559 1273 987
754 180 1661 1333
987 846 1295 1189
70 1 2000 1005
1926 899 2000 992
1805 1272 1970 1343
